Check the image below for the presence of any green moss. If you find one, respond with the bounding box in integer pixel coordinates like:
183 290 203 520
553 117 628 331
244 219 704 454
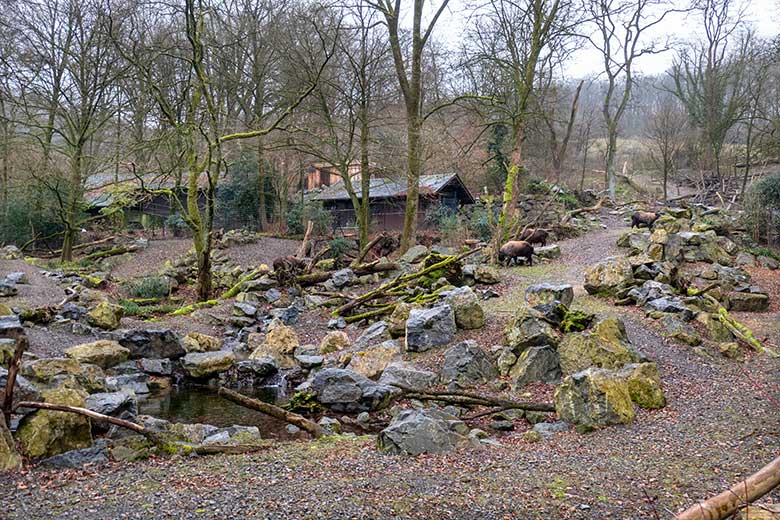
284 391 323 414
560 309 595 333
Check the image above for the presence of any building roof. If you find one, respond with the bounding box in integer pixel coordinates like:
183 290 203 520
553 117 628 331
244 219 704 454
84 171 209 208
311 172 474 203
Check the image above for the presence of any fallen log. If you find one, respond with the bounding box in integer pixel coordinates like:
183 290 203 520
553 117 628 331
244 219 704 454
217 387 324 438
561 197 608 224
389 384 556 413
702 295 776 356
676 454 780 520
295 260 399 287
351 233 387 267
82 245 139 261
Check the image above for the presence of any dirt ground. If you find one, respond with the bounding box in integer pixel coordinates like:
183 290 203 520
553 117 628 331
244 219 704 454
2 213 780 519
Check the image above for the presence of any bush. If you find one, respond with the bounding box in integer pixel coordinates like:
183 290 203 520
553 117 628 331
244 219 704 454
744 173 780 243
327 237 353 263
124 276 171 299
165 214 187 237
463 204 492 241
286 202 333 236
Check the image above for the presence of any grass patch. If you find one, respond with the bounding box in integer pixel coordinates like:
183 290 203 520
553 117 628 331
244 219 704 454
746 246 780 262
120 299 178 318
124 276 171 298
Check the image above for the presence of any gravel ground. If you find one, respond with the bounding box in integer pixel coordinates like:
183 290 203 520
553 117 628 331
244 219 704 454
2 212 780 519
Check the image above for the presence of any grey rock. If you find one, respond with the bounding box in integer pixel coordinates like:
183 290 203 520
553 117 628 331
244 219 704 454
534 245 561 259
490 419 514 431
400 245 429 263
405 305 456 352
505 311 560 352
317 417 341 435
111 329 185 360
510 345 561 389
233 302 258 318
295 354 324 369
0 283 17 297
643 297 695 320
532 421 569 437
0 368 41 408
441 340 497 387
219 358 279 388
353 321 390 350
264 288 282 303
0 315 23 337
442 286 484 330
137 358 173 376
60 303 86 321
312 368 397 413
524 283 574 307
106 373 150 394
554 368 635 431
377 408 473 455
379 362 438 391
268 305 299 325
327 318 347 330
85 392 138 423
5 272 28 285
41 439 111 469
330 268 356 288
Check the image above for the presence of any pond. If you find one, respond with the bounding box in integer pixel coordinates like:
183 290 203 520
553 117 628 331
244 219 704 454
138 385 296 440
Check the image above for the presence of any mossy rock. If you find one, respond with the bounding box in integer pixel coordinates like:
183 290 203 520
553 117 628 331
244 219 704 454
560 309 595 333
16 387 93 458
64 340 130 369
617 362 665 409
558 318 639 375
86 301 124 330
285 391 323 414
554 368 635 432
419 253 463 287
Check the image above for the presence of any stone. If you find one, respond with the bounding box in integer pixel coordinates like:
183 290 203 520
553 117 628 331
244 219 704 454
268 305 300 325
509 345 561 389
505 310 560 352
554 368 635 431
4 272 27 285
19 306 55 324
0 367 41 408
643 297 695 321
0 314 22 337
696 312 734 343
443 286 484 330
490 419 514 431
650 228 669 245
311 368 397 413
248 319 299 368
182 350 236 379
0 245 22 259
330 268 356 288
219 358 279 388
386 303 418 338
405 305 456 352
441 340 497 387
16 387 93 458
60 303 86 321
379 362 438 391
137 358 173 375
533 421 569 437
86 301 123 330
583 256 634 296
64 340 129 369
347 340 402 379
557 318 640 375
758 255 779 270
626 280 675 306
233 302 257 317
106 373 149 394
353 320 391 350
660 316 701 346
85 392 138 424
182 332 223 353
735 251 756 267
617 231 650 253
473 265 500 284
317 417 341 435
524 283 574 307
295 354 324 369
21 358 106 392
0 282 18 297
112 329 185 359
400 245 430 263
41 439 111 469
495 347 517 376
377 408 473 455
319 331 350 354
327 317 347 329
534 245 561 259
616 363 665 409
728 292 769 312
264 288 283 303
719 342 742 359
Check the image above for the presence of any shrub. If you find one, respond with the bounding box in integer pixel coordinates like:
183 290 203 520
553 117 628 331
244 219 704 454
165 214 187 237
743 173 780 243
327 237 353 262
286 202 333 236
124 276 171 299
463 204 492 241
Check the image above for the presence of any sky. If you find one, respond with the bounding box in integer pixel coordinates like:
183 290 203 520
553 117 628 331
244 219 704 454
427 0 779 78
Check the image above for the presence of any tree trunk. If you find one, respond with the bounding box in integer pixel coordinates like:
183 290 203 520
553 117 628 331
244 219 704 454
605 125 618 199
400 114 422 253
196 237 212 301
257 137 268 231
359 103 371 249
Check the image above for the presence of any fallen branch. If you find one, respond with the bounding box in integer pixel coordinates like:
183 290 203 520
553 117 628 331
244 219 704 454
82 245 139 261
351 233 387 267
217 387 324 438
703 295 776 356
39 237 118 258
295 260 399 287
390 384 555 412
561 197 608 224
296 220 314 259
676 454 780 520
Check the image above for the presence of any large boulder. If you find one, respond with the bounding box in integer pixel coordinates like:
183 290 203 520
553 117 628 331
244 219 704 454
557 317 640 375
377 408 473 455
387 303 419 338
643 297 695 320
21 358 106 393
311 368 397 413
584 256 634 296
248 319 299 368
660 316 701 346
319 331 351 354
0 368 41 408
16 387 93 458
616 363 665 409
219 358 278 389
347 340 402 379
509 345 561 389
405 305 456 352
626 280 675 306
86 301 124 330
617 230 650 254
505 309 560 352
112 329 185 359
442 286 484 330
400 245 430 263
379 362 438 391
554 368 635 431
182 332 223 353
524 283 574 307
330 268 356 288
440 340 497 387
727 292 769 312
472 265 500 285
182 351 236 379
85 391 138 429
64 340 129 369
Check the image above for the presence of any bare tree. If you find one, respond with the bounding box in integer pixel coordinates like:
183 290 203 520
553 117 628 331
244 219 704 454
670 0 749 188
587 0 682 199
645 94 688 201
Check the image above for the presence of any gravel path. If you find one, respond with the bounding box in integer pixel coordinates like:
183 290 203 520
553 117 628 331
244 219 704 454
2 213 780 519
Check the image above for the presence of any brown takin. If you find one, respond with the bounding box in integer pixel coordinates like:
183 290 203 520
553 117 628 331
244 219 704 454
518 228 549 246
631 211 659 229
498 240 534 266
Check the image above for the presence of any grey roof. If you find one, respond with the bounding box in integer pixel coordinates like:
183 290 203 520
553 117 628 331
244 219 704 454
311 173 472 202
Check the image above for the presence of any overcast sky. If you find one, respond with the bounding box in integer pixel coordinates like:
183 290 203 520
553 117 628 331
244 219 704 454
427 0 779 78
